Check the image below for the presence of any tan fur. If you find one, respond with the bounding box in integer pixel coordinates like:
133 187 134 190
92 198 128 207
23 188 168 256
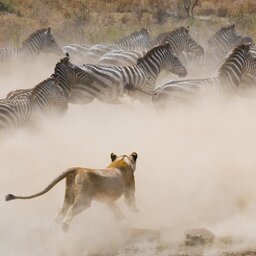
6 152 138 231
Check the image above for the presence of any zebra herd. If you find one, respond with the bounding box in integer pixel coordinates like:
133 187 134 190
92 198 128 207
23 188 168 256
0 24 255 131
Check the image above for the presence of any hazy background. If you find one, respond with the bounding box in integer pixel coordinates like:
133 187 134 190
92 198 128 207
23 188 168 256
1 57 256 255
0 0 255 254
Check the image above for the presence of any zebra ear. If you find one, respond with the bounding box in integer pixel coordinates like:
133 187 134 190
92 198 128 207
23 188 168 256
165 42 171 49
60 53 70 64
47 27 51 34
185 26 189 33
141 28 149 34
111 153 117 162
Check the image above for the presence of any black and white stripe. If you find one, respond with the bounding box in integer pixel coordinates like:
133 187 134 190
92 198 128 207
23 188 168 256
114 28 151 50
0 78 68 130
54 43 187 104
153 44 256 106
0 27 63 61
68 28 150 64
182 24 254 73
151 26 204 57
98 26 203 67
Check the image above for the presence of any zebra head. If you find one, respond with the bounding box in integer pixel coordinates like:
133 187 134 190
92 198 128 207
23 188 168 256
163 43 187 77
22 27 63 56
41 27 63 56
207 24 245 54
52 53 73 98
179 27 204 56
53 53 93 99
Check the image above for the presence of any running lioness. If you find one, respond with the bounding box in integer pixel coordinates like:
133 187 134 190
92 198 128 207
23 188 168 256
6 152 138 231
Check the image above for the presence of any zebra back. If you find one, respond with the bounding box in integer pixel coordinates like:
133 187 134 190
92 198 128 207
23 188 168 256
114 28 151 50
6 88 33 100
98 49 146 66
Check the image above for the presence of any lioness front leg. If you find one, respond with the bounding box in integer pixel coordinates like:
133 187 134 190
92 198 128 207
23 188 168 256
124 189 139 213
108 202 124 220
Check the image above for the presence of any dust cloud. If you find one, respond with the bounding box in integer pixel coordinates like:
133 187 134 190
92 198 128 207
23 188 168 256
1 57 256 255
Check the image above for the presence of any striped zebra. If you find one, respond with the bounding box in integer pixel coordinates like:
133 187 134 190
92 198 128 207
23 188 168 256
6 88 33 100
98 26 204 67
62 44 91 64
114 28 151 49
83 28 151 64
181 24 254 74
0 78 68 130
54 43 187 104
151 26 204 56
0 27 63 61
52 55 93 103
153 44 256 107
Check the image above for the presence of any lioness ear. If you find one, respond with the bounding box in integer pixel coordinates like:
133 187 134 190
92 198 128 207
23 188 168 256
131 152 138 161
111 153 117 161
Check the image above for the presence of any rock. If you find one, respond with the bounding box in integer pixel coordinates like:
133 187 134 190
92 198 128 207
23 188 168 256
184 228 215 246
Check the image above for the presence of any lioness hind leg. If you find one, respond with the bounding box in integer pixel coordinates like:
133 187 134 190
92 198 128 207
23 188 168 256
62 193 92 232
55 175 75 223
108 202 125 220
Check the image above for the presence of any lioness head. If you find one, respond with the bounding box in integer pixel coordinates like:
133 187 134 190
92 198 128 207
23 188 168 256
109 152 138 171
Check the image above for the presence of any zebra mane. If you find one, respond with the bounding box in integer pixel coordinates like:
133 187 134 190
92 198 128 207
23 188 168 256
136 43 170 65
31 78 54 97
219 43 251 74
22 27 51 46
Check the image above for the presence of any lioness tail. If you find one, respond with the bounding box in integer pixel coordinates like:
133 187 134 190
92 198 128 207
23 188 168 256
5 168 77 202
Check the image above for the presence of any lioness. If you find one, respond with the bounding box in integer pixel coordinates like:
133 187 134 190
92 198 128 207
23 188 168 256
6 152 138 231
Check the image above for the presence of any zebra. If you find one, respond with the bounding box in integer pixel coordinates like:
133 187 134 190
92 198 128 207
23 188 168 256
52 55 94 103
62 44 91 64
114 28 151 49
6 88 33 100
0 27 63 61
181 24 254 74
153 44 256 107
98 26 204 67
0 78 68 130
151 26 204 57
54 43 187 104
98 49 146 66
83 28 151 64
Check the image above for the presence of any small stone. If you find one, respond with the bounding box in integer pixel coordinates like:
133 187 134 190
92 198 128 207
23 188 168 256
184 228 215 246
